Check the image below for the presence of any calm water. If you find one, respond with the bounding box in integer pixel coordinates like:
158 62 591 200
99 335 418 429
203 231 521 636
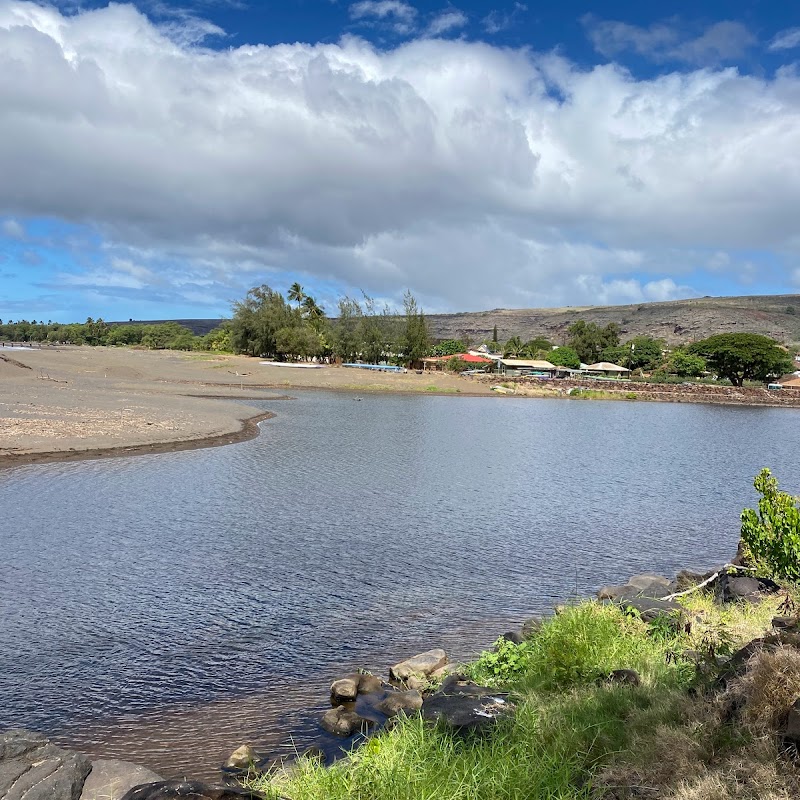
1 393 799 778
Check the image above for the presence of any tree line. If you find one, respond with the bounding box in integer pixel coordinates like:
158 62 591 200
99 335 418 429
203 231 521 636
2 292 795 384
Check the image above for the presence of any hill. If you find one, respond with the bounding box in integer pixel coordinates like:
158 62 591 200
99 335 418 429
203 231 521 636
424 294 800 347
121 294 800 347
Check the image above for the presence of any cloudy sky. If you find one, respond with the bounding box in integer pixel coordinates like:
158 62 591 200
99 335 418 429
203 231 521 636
2 0 800 321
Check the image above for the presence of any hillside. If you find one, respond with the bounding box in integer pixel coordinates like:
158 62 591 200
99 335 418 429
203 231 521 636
424 294 800 346
119 294 800 347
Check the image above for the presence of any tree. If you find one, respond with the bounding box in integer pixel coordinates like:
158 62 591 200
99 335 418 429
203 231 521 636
548 346 581 369
430 339 466 357
741 469 800 580
492 325 498 343
400 290 429 366
230 284 297 357
567 321 620 363
688 333 793 386
503 336 524 357
524 336 553 356
287 282 305 307
666 350 706 377
602 336 664 370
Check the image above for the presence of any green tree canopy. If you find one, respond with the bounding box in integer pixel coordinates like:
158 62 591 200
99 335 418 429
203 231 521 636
688 333 793 386
601 336 664 370
567 321 620 363
666 350 706 377
548 346 581 369
430 339 466 357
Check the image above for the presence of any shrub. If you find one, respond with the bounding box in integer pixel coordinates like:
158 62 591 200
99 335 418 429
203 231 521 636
740 468 800 580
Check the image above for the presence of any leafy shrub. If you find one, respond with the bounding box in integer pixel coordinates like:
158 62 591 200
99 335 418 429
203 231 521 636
740 468 800 580
469 637 533 685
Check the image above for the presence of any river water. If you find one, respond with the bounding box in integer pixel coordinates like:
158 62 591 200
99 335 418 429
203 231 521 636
1 392 799 778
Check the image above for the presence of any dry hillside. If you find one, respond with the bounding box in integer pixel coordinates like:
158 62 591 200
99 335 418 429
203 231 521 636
424 294 800 347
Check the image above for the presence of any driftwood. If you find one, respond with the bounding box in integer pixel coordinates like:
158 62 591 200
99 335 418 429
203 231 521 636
659 563 757 602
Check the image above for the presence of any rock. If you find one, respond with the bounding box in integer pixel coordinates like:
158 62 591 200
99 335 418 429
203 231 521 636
81 760 163 800
430 664 462 681
773 617 800 631
628 574 670 592
320 706 374 737
715 573 780 604
605 669 641 687
784 698 800 745
330 675 360 704
405 676 427 692
615 594 686 626
500 631 524 645
375 690 423 718
389 649 447 681
597 584 631 601
521 616 545 637
224 745 258 771
357 674 384 695
422 682 513 733
121 782 262 799
674 569 709 591
0 729 91 800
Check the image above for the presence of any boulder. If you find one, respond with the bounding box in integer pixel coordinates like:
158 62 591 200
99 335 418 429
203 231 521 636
357 674 384 695
430 664 463 681
0 729 91 800
320 706 374 737
674 569 709 592
500 631 524 645
627 574 670 592
715 573 780 604
773 617 800 632
615 594 686 626
330 676 360 704
224 745 258 771
121 783 263 799
404 676 427 692
81 760 163 800
389 649 447 681
422 682 513 733
375 690 423 718
597 584 631 601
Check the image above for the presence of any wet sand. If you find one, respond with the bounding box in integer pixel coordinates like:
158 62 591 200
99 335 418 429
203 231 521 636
0 346 489 468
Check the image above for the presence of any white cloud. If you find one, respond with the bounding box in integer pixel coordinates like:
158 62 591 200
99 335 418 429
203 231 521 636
426 10 467 37
482 3 526 35
583 16 757 65
769 28 800 51
350 1 417 34
0 3 799 312
2 219 25 240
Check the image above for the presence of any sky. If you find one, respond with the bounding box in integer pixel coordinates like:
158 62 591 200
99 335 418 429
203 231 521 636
2 1 800 322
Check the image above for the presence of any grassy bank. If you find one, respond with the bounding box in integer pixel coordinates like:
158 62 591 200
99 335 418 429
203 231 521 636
246 589 799 800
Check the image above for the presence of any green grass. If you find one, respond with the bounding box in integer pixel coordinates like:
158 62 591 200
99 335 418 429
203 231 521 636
246 595 794 800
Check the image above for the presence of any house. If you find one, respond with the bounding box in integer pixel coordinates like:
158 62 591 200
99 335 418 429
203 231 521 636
498 359 557 377
777 373 800 389
584 362 631 378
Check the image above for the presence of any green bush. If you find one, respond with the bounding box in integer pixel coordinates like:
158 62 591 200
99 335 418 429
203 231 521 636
741 468 800 580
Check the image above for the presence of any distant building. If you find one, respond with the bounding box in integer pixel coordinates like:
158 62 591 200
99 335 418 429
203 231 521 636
499 359 557 377
584 362 631 378
422 353 493 371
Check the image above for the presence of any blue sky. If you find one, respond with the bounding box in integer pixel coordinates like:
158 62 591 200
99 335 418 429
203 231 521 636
2 0 800 322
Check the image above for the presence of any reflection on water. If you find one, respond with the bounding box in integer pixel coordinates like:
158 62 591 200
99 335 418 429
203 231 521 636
1 394 799 779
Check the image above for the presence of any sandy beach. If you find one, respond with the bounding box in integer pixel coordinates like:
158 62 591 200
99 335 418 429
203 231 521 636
0 346 488 467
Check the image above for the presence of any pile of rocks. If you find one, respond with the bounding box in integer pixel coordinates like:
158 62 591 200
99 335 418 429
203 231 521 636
0 729 261 800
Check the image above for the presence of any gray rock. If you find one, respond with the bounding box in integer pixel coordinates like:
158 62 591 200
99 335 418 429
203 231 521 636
121 783 262 799
422 682 513 732
330 676 360 704
597 584 632 601
81 760 163 800
715 573 780 604
0 731 90 800
628 574 670 591
319 706 374 737
430 664 462 681
375 690 423 718
357 674 384 695
616 594 686 625
500 631 524 645
389 649 447 681
223 745 258 771
404 676 427 692
773 617 800 631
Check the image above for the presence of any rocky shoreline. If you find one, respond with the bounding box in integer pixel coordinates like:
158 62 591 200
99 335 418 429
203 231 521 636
7 553 798 800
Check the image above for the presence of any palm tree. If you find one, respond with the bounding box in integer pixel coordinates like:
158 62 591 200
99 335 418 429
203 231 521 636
288 282 305 307
503 336 524 358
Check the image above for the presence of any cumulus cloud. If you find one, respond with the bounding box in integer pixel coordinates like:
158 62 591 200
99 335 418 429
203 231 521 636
583 15 757 65
0 2 799 312
769 27 800 51
426 10 467 37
